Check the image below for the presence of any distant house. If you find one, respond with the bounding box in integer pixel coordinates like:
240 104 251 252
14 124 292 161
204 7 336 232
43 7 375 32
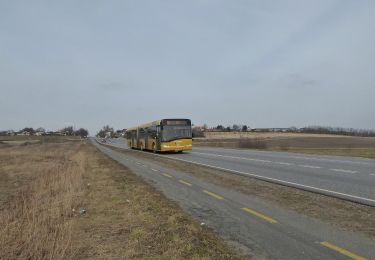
192 126 204 132
270 128 291 132
18 131 31 136
114 129 126 137
205 128 222 132
35 128 45 136
252 128 295 133
252 128 271 132
6 130 15 136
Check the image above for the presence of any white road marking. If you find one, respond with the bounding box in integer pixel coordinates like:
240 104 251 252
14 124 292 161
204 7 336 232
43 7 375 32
277 162 293 166
192 151 272 163
331 169 358 174
151 168 159 172
299 165 321 169
291 156 370 165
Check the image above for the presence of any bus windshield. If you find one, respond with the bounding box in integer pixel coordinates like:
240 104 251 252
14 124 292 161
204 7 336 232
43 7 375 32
162 125 192 142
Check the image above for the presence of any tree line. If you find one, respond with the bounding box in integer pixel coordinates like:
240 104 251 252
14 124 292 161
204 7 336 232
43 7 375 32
0 126 89 138
194 124 375 137
300 126 375 137
211 124 249 132
96 125 125 138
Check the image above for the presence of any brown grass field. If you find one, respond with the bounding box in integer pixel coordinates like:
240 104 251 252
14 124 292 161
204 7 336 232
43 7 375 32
0 139 239 259
195 132 375 159
0 135 81 143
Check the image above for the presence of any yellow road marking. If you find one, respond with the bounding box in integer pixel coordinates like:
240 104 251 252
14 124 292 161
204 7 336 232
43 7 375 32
241 207 278 224
162 173 173 178
178 180 192 186
320 242 367 260
203 190 224 200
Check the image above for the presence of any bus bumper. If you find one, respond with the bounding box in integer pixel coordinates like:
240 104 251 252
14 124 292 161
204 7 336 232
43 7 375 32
160 139 192 152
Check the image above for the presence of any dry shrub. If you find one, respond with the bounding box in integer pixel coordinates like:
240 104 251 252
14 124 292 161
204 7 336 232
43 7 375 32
237 138 267 149
278 142 290 151
0 143 86 259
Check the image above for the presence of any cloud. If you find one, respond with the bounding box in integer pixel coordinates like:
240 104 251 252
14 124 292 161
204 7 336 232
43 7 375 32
280 73 320 89
97 82 128 91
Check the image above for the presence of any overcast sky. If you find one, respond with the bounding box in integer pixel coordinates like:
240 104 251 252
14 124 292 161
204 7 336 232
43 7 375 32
1 0 374 134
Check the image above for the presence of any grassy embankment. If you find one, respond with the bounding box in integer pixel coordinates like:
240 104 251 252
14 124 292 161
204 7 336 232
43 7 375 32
0 138 239 259
0 135 81 143
196 132 375 159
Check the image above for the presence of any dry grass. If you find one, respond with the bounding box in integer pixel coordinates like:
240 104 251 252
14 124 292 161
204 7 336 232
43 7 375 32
0 142 85 259
195 133 375 159
237 138 267 149
0 140 240 259
73 144 240 259
203 132 342 140
0 135 82 143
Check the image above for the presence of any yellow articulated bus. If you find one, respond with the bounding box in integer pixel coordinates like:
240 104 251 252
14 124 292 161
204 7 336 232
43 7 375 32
125 119 192 152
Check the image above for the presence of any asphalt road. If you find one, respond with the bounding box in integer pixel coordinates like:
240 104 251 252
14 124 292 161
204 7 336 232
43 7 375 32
104 138 375 206
93 138 375 259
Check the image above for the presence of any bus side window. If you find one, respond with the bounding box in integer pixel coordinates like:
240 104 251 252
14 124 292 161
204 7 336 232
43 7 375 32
139 128 145 138
156 126 160 138
148 126 157 138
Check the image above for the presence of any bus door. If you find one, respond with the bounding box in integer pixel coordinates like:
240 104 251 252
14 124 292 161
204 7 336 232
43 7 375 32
136 128 140 148
132 130 136 148
156 126 161 150
145 128 149 149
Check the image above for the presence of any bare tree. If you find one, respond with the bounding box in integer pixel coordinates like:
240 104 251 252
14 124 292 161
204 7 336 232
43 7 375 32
60 126 74 136
216 125 224 130
75 128 89 138
232 124 240 131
